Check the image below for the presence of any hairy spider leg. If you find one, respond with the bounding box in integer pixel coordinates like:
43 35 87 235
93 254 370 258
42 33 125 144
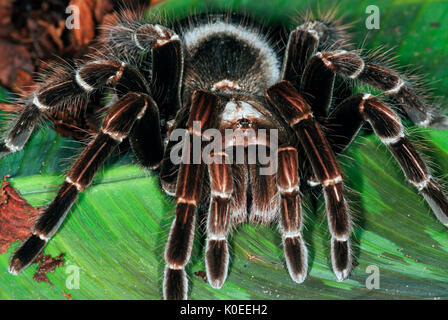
0 23 183 169
164 90 222 300
104 21 184 120
327 93 448 226
8 93 154 274
266 80 352 281
97 23 184 168
0 60 150 158
315 50 448 129
307 50 448 225
281 20 349 192
205 152 233 289
277 146 308 283
281 25 320 91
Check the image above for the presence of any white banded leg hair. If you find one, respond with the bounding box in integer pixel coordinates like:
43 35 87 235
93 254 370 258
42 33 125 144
164 90 222 300
0 20 183 161
358 94 448 225
314 50 448 129
326 92 448 226
9 93 152 274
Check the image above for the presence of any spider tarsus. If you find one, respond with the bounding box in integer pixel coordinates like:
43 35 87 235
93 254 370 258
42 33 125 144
9 235 47 275
331 238 352 282
8 266 19 276
34 181 80 234
163 267 188 300
281 28 318 89
283 236 308 283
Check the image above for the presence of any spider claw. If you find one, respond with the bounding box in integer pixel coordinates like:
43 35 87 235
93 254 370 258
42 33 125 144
290 272 307 284
332 232 350 242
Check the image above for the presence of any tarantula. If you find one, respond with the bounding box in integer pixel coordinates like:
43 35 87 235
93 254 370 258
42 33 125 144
2 8 448 300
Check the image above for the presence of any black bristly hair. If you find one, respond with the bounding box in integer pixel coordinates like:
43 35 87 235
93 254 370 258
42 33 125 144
1 7 448 300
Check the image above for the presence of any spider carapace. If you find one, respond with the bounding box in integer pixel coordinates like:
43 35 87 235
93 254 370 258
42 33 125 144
1 10 448 300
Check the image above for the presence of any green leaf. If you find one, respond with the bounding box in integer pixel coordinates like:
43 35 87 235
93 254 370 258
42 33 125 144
1 0 448 299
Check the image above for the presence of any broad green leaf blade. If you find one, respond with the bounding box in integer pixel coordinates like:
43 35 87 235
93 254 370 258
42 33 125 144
1 0 448 300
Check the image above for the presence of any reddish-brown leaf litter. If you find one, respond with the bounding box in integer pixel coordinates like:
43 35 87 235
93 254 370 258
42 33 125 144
0 176 66 284
0 0 152 94
33 252 65 285
194 270 207 283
